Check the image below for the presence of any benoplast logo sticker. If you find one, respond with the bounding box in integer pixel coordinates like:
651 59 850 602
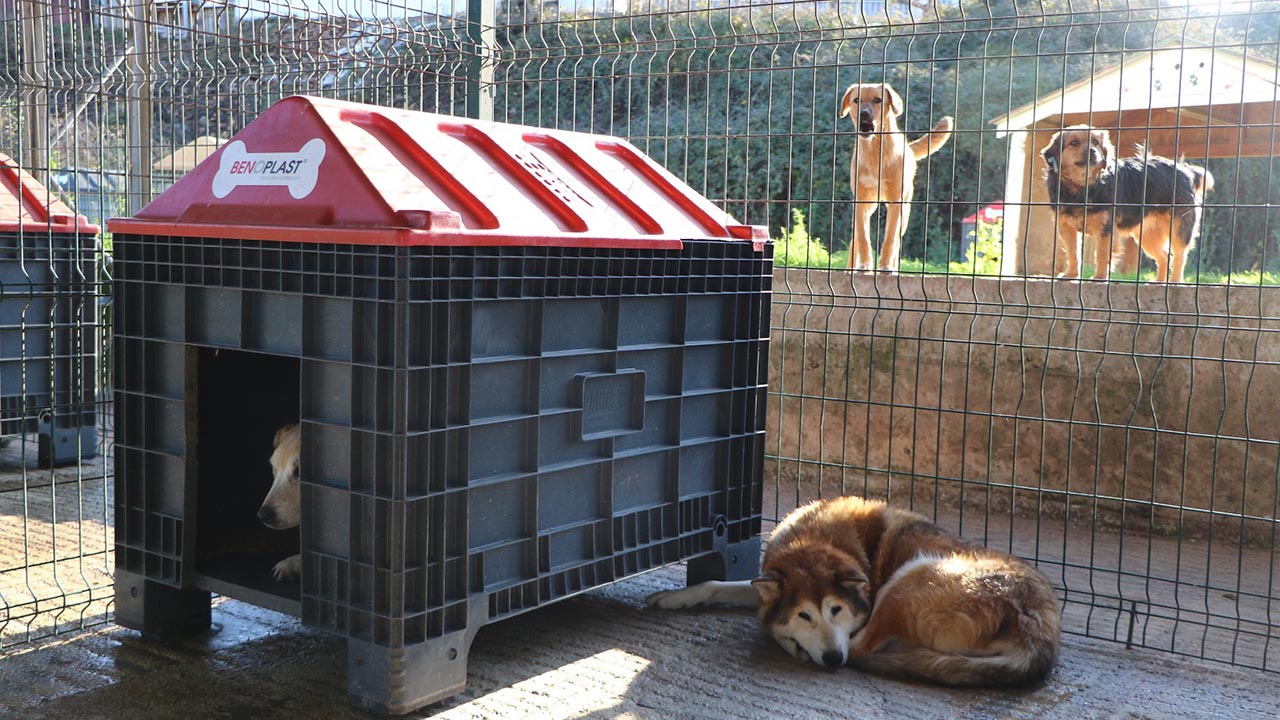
211 138 326 199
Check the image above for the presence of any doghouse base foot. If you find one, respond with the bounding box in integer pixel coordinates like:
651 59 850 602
346 599 487 715
38 419 97 468
686 536 762 585
114 570 212 640
346 633 471 715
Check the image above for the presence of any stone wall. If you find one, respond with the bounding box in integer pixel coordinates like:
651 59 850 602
768 269 1280 544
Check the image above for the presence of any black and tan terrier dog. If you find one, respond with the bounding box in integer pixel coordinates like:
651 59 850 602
1041 125 1213 282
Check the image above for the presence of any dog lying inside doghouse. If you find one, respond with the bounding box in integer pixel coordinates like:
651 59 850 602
1041 125 1213 282
258 422 301 581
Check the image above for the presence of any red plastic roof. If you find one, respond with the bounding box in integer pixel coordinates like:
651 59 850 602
0 154 99 235
961 202 1005 225
109 96 767 250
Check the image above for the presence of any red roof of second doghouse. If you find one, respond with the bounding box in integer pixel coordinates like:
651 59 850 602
961 202 1004 225
109 96 767 250
0 155 99 235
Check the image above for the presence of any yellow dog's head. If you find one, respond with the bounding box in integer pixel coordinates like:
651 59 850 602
840 83 904 136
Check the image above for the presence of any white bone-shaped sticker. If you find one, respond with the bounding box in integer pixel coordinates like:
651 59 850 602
211 138 326 199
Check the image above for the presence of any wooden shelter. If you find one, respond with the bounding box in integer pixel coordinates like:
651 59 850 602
989 45 1280 276
152 135 225 174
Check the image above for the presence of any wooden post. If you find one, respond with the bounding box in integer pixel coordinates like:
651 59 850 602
18 0 50 185
127 0 155 215
466 0 495 122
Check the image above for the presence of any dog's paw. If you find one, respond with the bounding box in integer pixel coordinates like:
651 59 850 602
272 554 301 582
647 580 759 609
646 586 706 610
645 588 688 609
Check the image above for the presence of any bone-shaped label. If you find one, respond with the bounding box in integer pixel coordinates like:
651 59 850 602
211 138 326 199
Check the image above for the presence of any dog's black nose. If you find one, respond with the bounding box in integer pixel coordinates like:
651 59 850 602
258 506 275 525
821 650 845 669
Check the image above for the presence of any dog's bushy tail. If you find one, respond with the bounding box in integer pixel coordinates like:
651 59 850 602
1191 166 1215 198
908 116 955 160
849 609 1059 688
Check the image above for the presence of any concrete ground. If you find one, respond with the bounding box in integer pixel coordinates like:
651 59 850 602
3 427 1278 718
3 562 1278 720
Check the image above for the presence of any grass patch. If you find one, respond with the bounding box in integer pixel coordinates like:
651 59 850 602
779 253 1280 287
1106 267 1280 286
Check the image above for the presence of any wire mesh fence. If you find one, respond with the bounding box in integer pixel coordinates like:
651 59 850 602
1 3 115 646
2 0 1278 677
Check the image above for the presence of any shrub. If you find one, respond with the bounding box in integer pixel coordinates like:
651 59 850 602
949 220 1003 275
775 208 831 268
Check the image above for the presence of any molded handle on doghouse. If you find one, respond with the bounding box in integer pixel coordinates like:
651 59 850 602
575 370 647 441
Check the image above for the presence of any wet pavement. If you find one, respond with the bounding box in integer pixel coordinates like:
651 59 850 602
3 564 1277 720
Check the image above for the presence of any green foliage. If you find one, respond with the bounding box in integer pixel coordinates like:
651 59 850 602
492 0 1279 280
775 208 831 267
1196 156 1280 274
2 0 1277 284
949 221 1003 276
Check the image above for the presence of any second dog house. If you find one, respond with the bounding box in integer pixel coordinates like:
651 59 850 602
108 96 772 714
0 156 98 466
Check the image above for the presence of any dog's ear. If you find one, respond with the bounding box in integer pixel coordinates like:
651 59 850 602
273 423 297 448
1039 132 1060 159
839 84 858 119
837 566 869 594
752 571 783 604
1040 132 1061 172
883 84 904 118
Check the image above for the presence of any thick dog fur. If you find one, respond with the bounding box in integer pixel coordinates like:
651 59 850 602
1041 125 1213 282
258 422 301 581
647 496 1061 687
839 83 954 271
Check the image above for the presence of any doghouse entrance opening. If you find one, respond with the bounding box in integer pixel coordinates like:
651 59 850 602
193 347 302 614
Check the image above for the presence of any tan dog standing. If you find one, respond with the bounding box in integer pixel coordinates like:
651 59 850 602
840 83 954 271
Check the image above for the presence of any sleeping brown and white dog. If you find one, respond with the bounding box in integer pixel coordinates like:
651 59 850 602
648 496 1060 687
258 422 301 582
